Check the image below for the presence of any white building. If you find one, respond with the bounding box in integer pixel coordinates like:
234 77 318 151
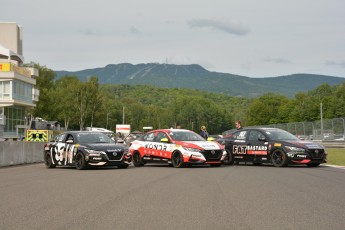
0 22 39 139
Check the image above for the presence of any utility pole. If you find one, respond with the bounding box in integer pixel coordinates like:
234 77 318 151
320 102 323 140
122 106 125 124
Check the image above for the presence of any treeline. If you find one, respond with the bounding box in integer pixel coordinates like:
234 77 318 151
29 63 345 134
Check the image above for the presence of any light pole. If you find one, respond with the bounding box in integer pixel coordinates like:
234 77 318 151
320 102 323 140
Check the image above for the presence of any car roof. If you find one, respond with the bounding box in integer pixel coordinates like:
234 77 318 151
147 129 192 132
63 131 106 134
240 127 283 132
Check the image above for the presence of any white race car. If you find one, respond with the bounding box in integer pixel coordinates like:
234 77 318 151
129 129 227 168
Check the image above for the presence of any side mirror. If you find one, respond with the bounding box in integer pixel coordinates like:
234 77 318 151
258 136 266 142
161 138 169 143
207 137 215 141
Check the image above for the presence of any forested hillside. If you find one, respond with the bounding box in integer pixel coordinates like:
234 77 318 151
55 63 345 98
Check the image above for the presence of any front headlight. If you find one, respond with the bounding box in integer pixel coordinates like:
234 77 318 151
285 146 305 152
183 146 201 152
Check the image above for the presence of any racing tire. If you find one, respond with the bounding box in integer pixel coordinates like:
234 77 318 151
133 152 144 167
172 151 185 168
118 164 129 169
223 148 234 165
307 163 320 167
45 152 56 168
271 149 288 167
75 152 87 170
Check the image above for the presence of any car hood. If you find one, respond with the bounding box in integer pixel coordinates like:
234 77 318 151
175 141 223 150
279 140 324 149
82 143 127 151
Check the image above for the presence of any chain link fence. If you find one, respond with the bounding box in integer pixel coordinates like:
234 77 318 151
258 117 345 141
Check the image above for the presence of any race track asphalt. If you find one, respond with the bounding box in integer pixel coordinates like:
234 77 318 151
1 163 344 230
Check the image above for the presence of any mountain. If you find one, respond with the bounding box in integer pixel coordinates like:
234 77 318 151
54 63 345 98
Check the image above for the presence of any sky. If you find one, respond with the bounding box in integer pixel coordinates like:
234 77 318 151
1 0 345 78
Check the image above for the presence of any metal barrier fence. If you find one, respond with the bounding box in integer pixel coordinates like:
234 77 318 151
259 117 345 141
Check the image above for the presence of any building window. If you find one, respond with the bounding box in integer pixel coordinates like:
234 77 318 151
4 106 26 137
12 80 32 102
0 81 11 99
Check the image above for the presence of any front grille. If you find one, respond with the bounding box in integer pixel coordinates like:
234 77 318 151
105 151 124 161
200 150 222 161
308 149 325 159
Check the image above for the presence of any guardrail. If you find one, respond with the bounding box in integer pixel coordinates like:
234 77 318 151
314 140 345 149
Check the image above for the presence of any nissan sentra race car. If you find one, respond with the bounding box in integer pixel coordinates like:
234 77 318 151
129 129 227 168
43 131 132 170
216 127 327 167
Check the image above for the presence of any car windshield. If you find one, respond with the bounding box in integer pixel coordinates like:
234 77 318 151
169 131 205 141
77 132 113 144
264 129 300 141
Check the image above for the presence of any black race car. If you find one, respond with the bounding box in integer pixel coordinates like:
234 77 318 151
216 127 327 167
43 131 132 170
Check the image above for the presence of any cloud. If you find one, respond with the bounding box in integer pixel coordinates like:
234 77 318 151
264 58 292 64
78 28 97 36
325 60 345 68
187 18 250 35
130 26 142 35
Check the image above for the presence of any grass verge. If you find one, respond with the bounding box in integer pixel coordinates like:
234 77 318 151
325 148 345 166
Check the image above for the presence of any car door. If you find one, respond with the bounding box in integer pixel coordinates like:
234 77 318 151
247 130 269 163
231 130 250 163
140 131 156 160
154 131 171 160
50 133 67 166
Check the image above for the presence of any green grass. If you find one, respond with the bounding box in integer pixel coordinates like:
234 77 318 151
325 148 345 166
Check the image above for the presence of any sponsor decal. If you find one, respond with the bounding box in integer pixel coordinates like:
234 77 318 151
233 145 247 154
296 154 307 158
235 140 246 143
247 145 268 155
274 143 282 147
305 144 322 149
144 142 168 151
107 149 123 152
234 156 243 159
93 157 102 160
233 145 268 155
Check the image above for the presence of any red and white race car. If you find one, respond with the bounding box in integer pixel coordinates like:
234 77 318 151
129 129 227 168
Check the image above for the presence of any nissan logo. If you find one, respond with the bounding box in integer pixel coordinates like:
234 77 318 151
315 150 319 154
211 150 215 155
113 152 118 157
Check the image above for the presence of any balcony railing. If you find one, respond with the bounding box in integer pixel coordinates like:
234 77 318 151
0 62 32 78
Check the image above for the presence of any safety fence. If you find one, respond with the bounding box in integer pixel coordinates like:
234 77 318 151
256 117 345 141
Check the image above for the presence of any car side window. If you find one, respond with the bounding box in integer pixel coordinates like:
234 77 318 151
232 130 248 140
143 132 155 141
55 134 66 142
156 132 168 142
66 134 74 143
249 130 264 141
